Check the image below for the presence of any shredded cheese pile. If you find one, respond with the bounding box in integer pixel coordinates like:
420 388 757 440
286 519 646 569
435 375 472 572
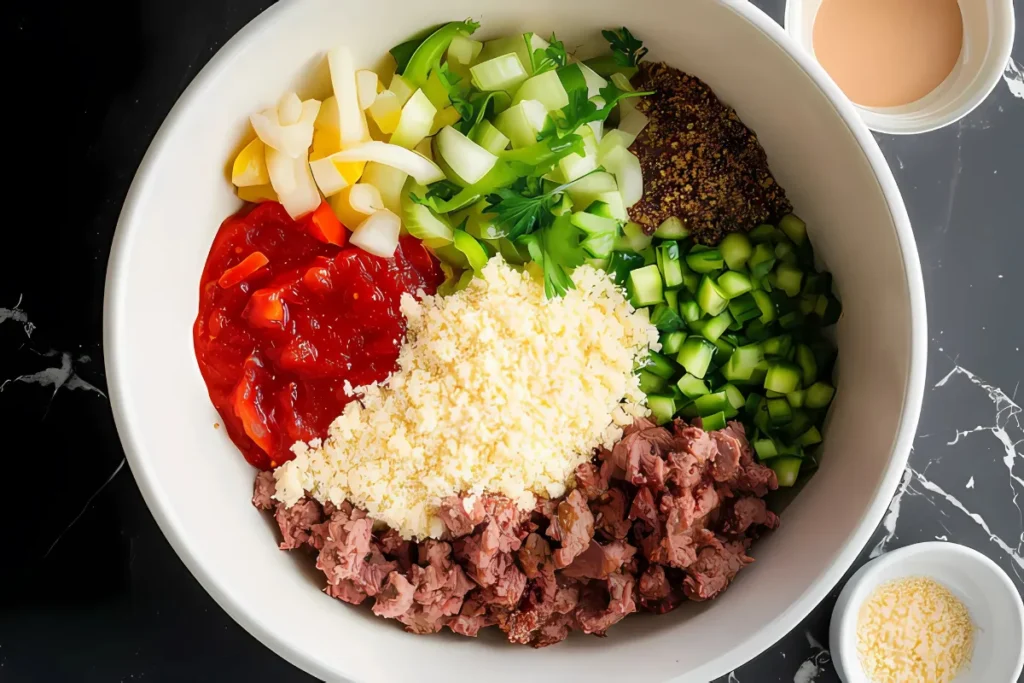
273 257 659 539
857 576 974 683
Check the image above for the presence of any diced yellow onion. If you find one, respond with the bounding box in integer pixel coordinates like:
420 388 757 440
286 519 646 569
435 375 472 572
429 106 462 136
277 92 303 126
388 74 416 107
414 138 434 161
328 46 370 148
316 96 340 134
249 95 320 159
356 70 379 111
329 141 444 184
350 209 401 258
265 146 321 218
232 138 270 187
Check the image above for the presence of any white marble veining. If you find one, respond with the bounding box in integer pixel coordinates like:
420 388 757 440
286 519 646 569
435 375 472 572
1 349 106 399
792 631 831 683
1004 58 1024 100
0 294 36 338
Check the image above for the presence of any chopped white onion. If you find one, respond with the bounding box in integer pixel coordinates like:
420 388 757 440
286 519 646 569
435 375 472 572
348 184 385 214
316 96 340 134
328 46 370 148
265 146 321 218
360 162 409 215
617 109 649 140
329 141 444 184
277 92 303 126
309 156 350 197
350 209 401 257
249 97 320 159
602 146 643 207
356 70 379 111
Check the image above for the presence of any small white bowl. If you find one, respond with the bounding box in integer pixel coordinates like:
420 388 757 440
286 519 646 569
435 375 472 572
785 0 1017 134
830 542 1024 683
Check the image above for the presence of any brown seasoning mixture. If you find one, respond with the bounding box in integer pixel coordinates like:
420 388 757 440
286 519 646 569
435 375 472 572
628 62 793 243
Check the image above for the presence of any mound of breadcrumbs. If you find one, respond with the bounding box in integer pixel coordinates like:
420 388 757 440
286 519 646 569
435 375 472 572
273 257 659 539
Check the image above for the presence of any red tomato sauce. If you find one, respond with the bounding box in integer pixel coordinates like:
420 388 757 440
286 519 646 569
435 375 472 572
193 201 443 470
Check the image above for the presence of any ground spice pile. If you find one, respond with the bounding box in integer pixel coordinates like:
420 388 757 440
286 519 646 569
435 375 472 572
628 62 793 243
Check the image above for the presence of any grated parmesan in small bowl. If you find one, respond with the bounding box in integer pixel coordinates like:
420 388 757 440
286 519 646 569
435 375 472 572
829 542 1024 683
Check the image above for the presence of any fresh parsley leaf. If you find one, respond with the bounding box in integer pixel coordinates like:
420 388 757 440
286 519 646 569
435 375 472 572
516 215 587 298
601 27 648 68
528 32 568 75
486 170 603 242
452 90 513 135
542 68 653 139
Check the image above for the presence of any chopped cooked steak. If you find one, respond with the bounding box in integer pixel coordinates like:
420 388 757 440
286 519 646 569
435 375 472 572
628 62 792 242
253 417 779 647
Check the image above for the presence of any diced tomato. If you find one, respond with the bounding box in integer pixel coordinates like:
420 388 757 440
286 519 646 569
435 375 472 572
218 251 269 288
231 356 275 455
245 288 287 329
304 201 347 247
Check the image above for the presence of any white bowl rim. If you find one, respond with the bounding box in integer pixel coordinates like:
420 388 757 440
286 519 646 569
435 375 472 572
102 1 928 680
830 542 1024 683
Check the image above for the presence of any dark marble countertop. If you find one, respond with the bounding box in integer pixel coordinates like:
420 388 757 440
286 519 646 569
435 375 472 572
2 1 1021 681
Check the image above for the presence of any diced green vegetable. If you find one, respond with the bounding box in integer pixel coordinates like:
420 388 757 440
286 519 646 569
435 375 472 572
701 411 727 432
796 344 818 385
765 361 802 394
628 264 664 307
679 297 701 323
661 330 687 355
647 395 676 425
513 70 569 110
775 262 804 297
748 243 776 278
676 373 709 399
751 289 776 323
748 224 777 243
767 397 793 424
615 221 653 253
571 211 619 237
779 213 807 244
677 337 716 379
588 193 628 222
657 242 685 289
796 426 822 447
654 217 689 239
787 390 806 408
694 391 730 417
771 456 802 487
697 276 729 316
471 53 529 92
436 125 499 185
805 382 836 409
638 369 667 394
717 271 753 298
720 232 753 270
686 248 724 273
645 351 679 379
722 343 764 383
664 288 679 314
494 99 548 148
723 384 745 410
469 120 511 155
762 335 793 358
728 293 761 324
754 438 780 460
700 311 733 343
606 251 645 286
650 304 685 332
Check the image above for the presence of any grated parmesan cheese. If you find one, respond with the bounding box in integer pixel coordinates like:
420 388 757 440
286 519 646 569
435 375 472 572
273 257 659 539
857 576 974 683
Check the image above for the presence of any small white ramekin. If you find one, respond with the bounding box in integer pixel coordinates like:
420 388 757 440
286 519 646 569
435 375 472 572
829 542 1024 683
785 0 1017 134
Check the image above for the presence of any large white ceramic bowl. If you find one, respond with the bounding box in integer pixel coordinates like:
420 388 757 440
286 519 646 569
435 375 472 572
104 1 927 681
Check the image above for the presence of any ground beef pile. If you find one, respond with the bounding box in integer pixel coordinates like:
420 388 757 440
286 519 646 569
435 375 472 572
253 418 779 646
627 62 793 243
